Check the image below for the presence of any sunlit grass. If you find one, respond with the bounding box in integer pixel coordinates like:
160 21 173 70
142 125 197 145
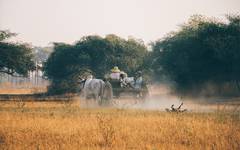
0 101 239 149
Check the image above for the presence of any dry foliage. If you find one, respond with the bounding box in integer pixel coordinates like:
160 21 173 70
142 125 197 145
0 101 239 150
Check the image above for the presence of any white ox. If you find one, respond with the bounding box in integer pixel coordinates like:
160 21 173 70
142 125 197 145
79 77 113 102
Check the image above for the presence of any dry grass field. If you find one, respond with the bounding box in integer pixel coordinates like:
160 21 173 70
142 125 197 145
0 82 47 94
0 99 240 150
0 87 47 95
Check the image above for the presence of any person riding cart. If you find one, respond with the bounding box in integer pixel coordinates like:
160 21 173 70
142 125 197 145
107 67 149 99
109 66 129 87
119 71 129 88
134 71 143 90
110 66 121 80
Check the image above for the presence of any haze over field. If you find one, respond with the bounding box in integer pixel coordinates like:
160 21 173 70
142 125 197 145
1 1 240 148
0 0 240 46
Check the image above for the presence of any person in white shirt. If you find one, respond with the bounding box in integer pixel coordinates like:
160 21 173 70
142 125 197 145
134 71 143 89
120 72 128 87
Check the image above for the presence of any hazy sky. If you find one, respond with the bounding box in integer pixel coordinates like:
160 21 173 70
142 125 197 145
0 0 239 46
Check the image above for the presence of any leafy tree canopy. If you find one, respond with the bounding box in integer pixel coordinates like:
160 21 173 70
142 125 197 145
151 14 240 95
44 35 148 94
0 30 35 76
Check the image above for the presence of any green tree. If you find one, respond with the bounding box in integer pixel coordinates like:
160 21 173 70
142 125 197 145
0 30 35 76
151 14 240 96
44 35 148 94
105 35 147 75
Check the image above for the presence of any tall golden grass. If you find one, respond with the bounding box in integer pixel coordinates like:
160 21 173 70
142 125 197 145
0 100 239 150
0 82 47 94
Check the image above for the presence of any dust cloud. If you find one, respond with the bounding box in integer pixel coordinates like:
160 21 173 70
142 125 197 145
122 85 238 112
113 85 187 111
78 84 229 112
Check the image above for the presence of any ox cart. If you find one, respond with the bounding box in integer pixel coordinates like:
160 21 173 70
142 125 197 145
109 79 149 99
